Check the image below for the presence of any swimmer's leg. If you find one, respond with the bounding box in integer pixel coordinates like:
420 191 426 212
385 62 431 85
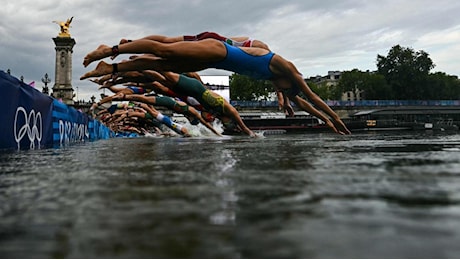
156 113 190 136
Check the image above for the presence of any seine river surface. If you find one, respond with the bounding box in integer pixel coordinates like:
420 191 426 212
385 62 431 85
1 131 460 258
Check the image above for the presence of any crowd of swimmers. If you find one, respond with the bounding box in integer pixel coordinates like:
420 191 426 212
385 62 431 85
82 31 351 137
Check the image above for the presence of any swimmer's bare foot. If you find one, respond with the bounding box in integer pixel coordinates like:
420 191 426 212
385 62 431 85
80 61 113 80
90 74 111 85
98 84 109 90
89 79 102 85
112 92 125 101
119 38 129 45
97 74 114 84
83 45 112 67
99 79 114 90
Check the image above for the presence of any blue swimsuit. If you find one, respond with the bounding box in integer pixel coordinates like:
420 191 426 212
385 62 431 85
209 42 275 80
127 86 146 94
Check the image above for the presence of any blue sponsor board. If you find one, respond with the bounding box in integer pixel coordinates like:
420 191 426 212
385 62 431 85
88 119 113 141
0 70 112 150
52 99 89 146
0 71 53 150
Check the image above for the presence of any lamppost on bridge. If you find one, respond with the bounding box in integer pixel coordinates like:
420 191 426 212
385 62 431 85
41 73 51 95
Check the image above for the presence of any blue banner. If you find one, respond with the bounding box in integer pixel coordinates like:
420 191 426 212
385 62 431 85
52 100 90 146
0 71 53 150
0 70 113 150
88 119 113 141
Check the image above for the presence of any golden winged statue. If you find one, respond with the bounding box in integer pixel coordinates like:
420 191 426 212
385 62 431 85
52 17 73 37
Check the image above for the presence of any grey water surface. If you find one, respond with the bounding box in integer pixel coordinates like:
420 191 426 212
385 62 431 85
1 131 460 258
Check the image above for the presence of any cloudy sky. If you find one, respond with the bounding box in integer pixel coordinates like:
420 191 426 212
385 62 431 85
1 0 460 101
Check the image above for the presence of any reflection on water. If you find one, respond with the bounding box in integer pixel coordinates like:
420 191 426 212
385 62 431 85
1 132 460 258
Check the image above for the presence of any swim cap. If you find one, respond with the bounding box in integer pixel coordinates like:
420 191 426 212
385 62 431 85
201 111 216 122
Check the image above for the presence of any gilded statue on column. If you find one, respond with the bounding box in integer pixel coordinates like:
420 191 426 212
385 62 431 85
52 17 73 37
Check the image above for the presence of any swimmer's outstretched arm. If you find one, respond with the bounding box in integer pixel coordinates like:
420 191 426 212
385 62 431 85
187 106 222 137
222 103 255 137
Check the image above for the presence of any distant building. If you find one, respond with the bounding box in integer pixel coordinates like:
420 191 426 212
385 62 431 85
308 71 363 101
309 71 342 87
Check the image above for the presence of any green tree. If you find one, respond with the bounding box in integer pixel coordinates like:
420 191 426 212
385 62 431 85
426 72 460 100
229 74 272 101
376 45 434 99
362 73 392 99
338 69 392 99
337 69 366 99
307 80 341 100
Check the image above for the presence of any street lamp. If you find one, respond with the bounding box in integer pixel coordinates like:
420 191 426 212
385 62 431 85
41 73 51 95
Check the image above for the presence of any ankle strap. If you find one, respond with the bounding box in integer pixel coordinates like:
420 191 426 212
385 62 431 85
112 45 119 56
112 63 118 74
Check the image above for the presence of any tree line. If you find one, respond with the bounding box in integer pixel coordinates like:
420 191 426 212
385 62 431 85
229 45 460 101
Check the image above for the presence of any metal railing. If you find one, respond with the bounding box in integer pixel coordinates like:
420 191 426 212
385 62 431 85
230 100 460 108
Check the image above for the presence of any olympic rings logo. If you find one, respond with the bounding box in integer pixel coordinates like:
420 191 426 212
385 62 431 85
13 106 94 149
14 107 42 150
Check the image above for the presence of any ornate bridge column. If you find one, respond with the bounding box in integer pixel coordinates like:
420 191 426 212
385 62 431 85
51 17 76 105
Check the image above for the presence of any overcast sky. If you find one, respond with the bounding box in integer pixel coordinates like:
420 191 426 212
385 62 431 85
1 0 460 101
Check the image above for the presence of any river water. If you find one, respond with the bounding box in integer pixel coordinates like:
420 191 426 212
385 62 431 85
1 131 460 258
